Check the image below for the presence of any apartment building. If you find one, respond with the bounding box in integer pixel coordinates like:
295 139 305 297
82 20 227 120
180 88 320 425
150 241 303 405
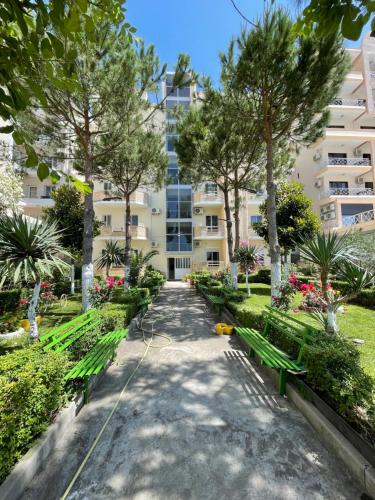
13 35 375 280
293 33 375 237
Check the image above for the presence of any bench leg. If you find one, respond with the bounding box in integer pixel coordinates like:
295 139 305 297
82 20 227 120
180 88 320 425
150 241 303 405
278 369 286 396
84 376 89 404
248 347 255 358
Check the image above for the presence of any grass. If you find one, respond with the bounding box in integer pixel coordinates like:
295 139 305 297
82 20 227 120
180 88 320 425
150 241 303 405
0 295 83 353
237 283 375 379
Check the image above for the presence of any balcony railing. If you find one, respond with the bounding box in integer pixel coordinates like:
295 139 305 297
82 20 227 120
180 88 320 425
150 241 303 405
343 209 375 227
192 261 225 271
331 98 366 106
321 187 375 198
370 71 375 79
194 225 225 239
100 224 148 239
323 157 370 166
94 190 149 206
193 192 224 205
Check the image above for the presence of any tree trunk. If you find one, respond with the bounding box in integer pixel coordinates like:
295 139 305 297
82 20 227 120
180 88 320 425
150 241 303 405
124 195 132 290
264 119 281 301
70 260 75 295
223 189 234 261
106 264 110 278
233 182 240 253
327 304 338 334
28 280 41 341
246 269 251 296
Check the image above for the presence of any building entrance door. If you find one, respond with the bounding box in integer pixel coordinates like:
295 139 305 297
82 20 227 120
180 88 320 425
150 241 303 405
168 258 175 280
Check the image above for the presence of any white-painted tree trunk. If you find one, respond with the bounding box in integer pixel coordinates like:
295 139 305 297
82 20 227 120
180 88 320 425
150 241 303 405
70 263 75 295
82 263 94 311
327 305 338 334
271 261 282 299
123 264 130 291
28 281 41 341
245 270 251 296
284 252 290 276
230 261 238 289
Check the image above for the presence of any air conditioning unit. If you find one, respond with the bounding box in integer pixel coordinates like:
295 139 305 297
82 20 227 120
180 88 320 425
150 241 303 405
315 179 323 188
194 241 201 248
356 176 365 184
151 241 159 248
353 148 362 157
194 207 204 215
329 203 335 211
151 208 161 215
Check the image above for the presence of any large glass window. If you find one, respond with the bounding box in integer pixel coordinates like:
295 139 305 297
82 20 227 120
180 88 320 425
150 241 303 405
167 134 177 152
166 187 192 219
165 75 191 98
166 100 189 119
206 215 218 230
207 251 220 266
166 222 192 251
250 215 262 225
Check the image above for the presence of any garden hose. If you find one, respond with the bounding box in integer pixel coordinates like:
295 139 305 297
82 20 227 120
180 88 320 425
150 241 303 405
60 304 172 500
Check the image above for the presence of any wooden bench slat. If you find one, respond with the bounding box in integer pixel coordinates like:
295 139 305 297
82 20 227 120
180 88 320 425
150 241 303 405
40 309 97 342
43 316 98 351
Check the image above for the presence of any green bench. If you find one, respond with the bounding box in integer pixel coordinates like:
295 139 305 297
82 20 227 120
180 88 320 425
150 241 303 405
207 294 225 315
236 306 318 395
40 309 128 403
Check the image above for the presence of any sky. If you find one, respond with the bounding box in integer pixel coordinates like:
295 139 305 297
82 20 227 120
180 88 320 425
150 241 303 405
125 0 367 86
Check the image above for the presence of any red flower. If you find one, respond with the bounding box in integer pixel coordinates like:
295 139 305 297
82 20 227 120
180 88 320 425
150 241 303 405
19 299 28 304
41 283 49 287
117 279 123 286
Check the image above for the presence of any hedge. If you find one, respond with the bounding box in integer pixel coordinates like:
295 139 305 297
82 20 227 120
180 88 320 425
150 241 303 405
0 346 67 482
348 287 375 308
0 289 22 314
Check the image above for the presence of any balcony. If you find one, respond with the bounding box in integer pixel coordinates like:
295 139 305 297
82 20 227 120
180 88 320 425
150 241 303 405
22 195 54 207
315 157 372 177
320 187 375 199
247 192 266 205
99 224 149 240
94 190 150 207
193 192 224 206
343 209 375 227
192 261 225 271
325 157 370 166
194 225 225 239
330 98 366 107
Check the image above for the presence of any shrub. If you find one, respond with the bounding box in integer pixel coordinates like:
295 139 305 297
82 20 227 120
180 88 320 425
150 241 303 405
53 280 71 298
226 302 264 330
348 287 375 307
0 289 22 314
141 268 165 290
0 346 67 482
304 333 375 441
253 268 271 284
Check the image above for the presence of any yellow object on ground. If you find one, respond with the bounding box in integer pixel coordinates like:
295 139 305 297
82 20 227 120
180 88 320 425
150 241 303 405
215 323 234 335
19 316 42 331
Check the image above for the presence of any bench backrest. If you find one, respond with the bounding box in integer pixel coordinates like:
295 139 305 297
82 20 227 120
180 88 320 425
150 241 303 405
40 309 99 353
262 306 319 364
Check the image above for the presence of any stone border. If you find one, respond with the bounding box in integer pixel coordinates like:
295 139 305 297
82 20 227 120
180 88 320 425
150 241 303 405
0 296 156 500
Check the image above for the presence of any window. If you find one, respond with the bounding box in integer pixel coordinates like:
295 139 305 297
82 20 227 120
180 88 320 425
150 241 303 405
329 181 348 194
166 187 192 219
204 183 218 195
165 75 191 98
327 125 345 128
167 166 179 184
328 153 347 158
365 182 374 190
250 215 262 225
44 186 55 198
131 215 138 226
206 215 218 230
167 134 177 152
28 186 37 198
166 222 192 251
206 251 220 266
175 257 191 269
102 215 112 226
104 182 112 192
166 100 189 119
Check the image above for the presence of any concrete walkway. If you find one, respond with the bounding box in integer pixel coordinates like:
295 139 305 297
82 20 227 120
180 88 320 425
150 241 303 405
24 282 362 500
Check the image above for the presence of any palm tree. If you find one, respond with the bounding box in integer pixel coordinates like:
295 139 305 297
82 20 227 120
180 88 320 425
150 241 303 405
128 250 159 287
299 231 372 333
0 213 71 340
234 244 261 296
95 241 124 277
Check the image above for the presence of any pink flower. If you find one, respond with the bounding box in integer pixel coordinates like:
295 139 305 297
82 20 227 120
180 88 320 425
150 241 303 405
95 285 102 292
106 276 115 288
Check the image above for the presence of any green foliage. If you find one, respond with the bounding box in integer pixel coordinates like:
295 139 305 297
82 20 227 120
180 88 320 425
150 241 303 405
44 185 101 255
128 251 159 287
0 289 22 314
140 268 166 291
234 245 261 271
349 287 375 307
296 0 375 41
95 241 124 276
304 333 375 440
0 345 67 482
0 213 71 285
53 279 71 298
254 182 320 254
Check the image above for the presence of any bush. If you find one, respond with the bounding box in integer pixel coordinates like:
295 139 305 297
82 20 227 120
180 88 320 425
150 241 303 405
348 287 375 308
252 268 271 284
226 302 264 330
141 268 165 290
304 333 375 442
0 346 67 482
0 289 22 314
53 280 71 298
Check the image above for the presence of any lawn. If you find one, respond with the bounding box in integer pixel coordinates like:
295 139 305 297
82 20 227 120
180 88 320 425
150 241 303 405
0 295 83 353
237 283 375 379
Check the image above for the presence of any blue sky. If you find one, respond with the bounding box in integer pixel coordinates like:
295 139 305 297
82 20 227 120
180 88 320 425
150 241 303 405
126 0 366 86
